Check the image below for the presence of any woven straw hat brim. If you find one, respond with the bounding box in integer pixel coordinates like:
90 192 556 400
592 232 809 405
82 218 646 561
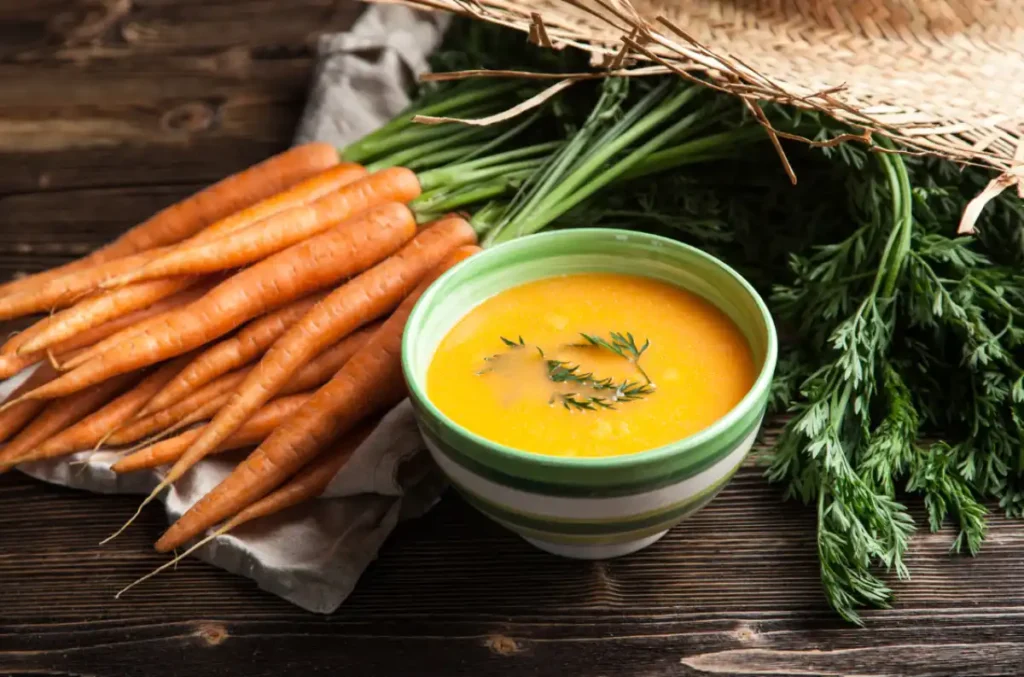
383 0 1024 176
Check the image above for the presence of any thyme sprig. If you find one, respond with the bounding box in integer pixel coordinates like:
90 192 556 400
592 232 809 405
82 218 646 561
574 332 654 384
544 358 654 410
477 335 656 410
476 335 527 375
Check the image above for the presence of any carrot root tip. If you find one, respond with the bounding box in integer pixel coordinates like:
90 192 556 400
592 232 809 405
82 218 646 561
100 485 165 546
115 527 223 599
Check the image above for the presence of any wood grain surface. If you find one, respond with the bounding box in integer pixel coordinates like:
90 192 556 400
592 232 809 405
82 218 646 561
2 2 1024 676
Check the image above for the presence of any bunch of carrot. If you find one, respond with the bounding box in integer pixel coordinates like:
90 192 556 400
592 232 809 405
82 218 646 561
0 132 487 586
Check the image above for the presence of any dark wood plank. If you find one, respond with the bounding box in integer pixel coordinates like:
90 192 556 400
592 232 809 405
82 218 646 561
0 183 201 256
0 0 360 195
0 138 287 195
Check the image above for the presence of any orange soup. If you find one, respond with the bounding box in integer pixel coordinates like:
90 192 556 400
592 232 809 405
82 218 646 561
426 273 756 457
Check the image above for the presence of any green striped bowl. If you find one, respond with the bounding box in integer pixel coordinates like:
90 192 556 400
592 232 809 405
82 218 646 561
403 229 777 559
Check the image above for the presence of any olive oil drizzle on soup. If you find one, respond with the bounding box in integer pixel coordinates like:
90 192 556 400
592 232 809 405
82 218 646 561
426 273 756 458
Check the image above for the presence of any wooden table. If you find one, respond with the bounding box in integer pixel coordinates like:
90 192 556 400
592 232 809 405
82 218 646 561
2 3 1024 676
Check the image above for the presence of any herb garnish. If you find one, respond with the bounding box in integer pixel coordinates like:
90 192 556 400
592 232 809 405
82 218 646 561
574 331 653 384
544 358 655 410
476 336 526 374
478 334 656 410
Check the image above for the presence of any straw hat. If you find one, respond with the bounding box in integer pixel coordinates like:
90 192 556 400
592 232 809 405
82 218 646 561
384 0 1024 182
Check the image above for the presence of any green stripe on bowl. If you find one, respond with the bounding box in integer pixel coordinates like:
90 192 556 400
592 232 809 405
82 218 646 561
476 492 721 546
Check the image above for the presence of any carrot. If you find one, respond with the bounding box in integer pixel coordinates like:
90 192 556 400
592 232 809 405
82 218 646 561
142 305 377 419
0 149 346 320
17 277 213 357
0 289 205 381
104 165 402 289
111 326 377 447
0 143 339 301
0 354 38 381
9 202 417 404
154 245 478 552
59 280 222 372
0 347 67 381
106 373 247 447
137 292 330 416
2 159 360 328
10 357 193 464
0 251 180 321
2 321 46 356
112 393 314 473
0 363 60 444
116 420 375 597
149 217 473 495
0 372 137 468
183 161 365 245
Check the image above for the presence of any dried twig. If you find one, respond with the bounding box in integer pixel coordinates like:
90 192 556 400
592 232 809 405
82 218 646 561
413 79 575 126
419 65 668 82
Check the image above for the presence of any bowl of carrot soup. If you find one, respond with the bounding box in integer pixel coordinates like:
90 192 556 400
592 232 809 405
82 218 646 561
403 229 777 559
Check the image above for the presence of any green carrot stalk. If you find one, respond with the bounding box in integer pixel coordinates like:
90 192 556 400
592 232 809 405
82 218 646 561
488 78 634 241
447 108 547 165
624 127 769 180
533 85 700 214
403 143 491 172
467 201 507 237
500 101 704 240
341 80 523 163
487 81 705 244
414 171 531 216
366 125 494 172
416 142 563 192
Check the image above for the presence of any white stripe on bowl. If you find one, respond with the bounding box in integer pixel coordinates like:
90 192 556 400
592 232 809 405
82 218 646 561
426 420 760 521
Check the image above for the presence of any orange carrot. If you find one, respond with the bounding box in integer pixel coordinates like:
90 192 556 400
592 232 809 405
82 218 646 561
279 323 380 389
182 161 365 246
0 143 339 301
0 149 346 320
59 280 222 372
0 363 60 444
138 292 330 416
151 217 473 495
0 372 137 468
11 202 417 403
17 277 210 357
12 357 192 464
0 289 205 381
0 354 39 381
116 420 375 597
112 393 314 473
106 373 247 447
111 326 376 447
105 165 402 288
154 245 478 552
0 251 174 321
2 159 359 328
2 321 45 356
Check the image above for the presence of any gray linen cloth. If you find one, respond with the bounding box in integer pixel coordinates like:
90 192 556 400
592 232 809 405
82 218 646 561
1 4 452 614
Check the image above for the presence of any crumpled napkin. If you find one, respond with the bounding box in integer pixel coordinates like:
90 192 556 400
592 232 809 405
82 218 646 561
2 3 452 614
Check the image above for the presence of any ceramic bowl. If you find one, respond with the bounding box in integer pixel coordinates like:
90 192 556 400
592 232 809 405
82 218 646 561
402 229 777 560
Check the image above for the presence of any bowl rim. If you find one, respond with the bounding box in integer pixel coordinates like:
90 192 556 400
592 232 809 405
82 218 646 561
402 228 778 471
